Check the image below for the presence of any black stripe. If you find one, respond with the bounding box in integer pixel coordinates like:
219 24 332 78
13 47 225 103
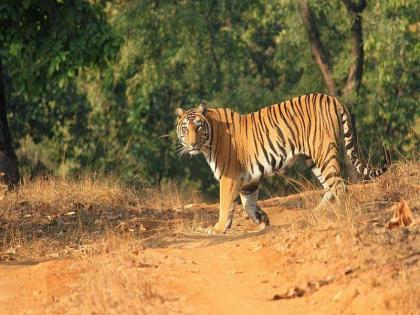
245 115 249 138
256 158 265 176
253 112 270 165
261 144 270 166
321 154 337 173
267 106 277 129
304 95 313 158
208 121 213 159
279 105 297 146
276 141 287 157
249 155 255 174
257 109 267 132
325 172 337 182
324 97 334 132
288 98 303 152
295 96 308 151
278 155 284 169
266 134 278 156
240 184 259 195
270 153 276 169
272 105 286 145
223 108 230 131
250 114 261 156
230 110 236 135
290 140 295 154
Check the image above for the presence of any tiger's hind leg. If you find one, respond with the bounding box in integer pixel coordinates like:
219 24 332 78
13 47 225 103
239 184 270 228
307 150 346 210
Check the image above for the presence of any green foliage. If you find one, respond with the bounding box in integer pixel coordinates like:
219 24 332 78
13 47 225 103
361 0 419 157
1 0 418 197
1 0 120 146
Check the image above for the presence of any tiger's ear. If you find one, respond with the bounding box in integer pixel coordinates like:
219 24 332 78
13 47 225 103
197 102 207 115
175 108 184 117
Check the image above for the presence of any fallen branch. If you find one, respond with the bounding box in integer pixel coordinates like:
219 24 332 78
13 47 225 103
272 275 335 300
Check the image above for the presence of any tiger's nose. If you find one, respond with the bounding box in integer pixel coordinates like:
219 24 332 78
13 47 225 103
189 140 197 147
187 133 198 147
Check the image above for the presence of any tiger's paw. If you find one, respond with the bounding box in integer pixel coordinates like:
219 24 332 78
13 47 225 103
243 220 269 233
206 219 231 235
255 207 270 226
206 227 226 235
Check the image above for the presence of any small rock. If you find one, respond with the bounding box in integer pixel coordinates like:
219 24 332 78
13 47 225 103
335 233 342 245
352 289 360 298
332 290 343 301
228 270 243 275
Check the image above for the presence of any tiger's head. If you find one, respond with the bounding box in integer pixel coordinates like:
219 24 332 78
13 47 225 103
175 102 211 156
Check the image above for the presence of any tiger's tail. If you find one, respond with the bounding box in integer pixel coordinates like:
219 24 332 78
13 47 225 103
336 99 388 180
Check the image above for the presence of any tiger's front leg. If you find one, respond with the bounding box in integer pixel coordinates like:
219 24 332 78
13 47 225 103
209 176 240 234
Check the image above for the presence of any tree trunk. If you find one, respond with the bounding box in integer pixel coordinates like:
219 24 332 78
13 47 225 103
300 1 337 96
341 0 367 182
300 0 367 183
0 57 20 187
341 0 366 95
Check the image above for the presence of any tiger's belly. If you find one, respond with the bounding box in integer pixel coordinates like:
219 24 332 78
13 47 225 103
205 147 295 184
241 150 294 182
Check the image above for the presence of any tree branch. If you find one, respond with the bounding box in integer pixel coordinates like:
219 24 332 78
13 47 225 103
342 0 366 13
341 0 366 95
300 1 337 95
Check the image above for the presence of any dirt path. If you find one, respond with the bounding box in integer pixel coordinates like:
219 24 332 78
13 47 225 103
0 207 309 315
0 259 83 314
0 201 418 314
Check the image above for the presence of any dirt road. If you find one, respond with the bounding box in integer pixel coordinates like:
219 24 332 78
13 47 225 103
1 198 418 315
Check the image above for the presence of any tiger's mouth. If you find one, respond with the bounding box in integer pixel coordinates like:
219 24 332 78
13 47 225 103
188 149 201 155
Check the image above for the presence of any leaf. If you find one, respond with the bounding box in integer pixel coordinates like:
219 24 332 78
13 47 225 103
386 200 416 229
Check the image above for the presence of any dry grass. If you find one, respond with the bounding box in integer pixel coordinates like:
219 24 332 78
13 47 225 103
0 175 208 261
300 160 420 229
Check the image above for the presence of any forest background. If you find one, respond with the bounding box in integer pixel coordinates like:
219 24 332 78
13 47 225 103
0 0 418 198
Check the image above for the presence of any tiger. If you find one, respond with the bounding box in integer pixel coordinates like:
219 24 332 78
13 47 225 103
175 93 387 234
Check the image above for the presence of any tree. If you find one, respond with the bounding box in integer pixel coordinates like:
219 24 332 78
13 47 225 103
0 58 19 186
300 0 367 97
0 0 119 185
